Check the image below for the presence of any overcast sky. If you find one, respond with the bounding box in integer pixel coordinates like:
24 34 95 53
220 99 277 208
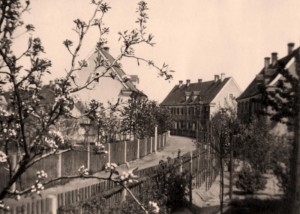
15 0 300 102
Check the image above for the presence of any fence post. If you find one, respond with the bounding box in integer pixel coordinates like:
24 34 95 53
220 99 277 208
47 195 58 214
124 141 127 163
9 155 17 192
87 142 90 169
144 139 147 156
150 137 153 154
137 139 140 160
108 143 111 163
189 151 193 206
154 126 158 153
189 151 193 173
57 152 62 178
179 158 183 174
121 185 127 202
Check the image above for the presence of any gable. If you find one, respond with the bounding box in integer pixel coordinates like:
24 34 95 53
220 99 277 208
237 47 299 101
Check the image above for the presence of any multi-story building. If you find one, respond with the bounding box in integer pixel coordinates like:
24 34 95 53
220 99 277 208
161 74 241 138
236 43 298 136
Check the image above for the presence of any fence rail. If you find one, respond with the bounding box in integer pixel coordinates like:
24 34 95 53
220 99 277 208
0 133 219 214
54 147 219 213
0 131 167 210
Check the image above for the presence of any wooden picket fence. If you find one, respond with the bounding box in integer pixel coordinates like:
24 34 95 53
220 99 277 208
0 132 167 192
0 132 167 214
0 144 218 214
54 148 219 214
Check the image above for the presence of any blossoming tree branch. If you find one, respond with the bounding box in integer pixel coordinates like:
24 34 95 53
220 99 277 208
0 0 172 212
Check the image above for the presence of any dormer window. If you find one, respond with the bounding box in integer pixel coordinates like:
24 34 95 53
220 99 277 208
185 91 191 101
193 91 200 101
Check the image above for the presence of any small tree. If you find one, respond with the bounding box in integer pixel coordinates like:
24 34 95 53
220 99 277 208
121 98 173 139
258 52 299 213
0 0 173 212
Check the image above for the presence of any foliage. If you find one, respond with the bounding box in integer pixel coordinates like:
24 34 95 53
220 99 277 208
210 105 242 162
0 0 173 212
85 99 121 143
227 198 289 214
152 155 189 212
258 49 299 210
58 184 168 214
236 166 267 194
58 154 189 213
236 118 275 172
259 65 299 125
121 98 173 138
271 136 292 196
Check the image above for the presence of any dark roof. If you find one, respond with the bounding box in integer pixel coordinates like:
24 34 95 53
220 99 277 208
100 50 146 98
160 77 231 106
237 47 299 100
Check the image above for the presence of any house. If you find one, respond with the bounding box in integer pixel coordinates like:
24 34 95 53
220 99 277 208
160 74 241 138
75 49 147 106
236 43 299 136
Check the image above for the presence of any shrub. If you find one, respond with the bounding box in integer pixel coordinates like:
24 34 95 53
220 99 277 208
153 156 190 212
236 167 267 194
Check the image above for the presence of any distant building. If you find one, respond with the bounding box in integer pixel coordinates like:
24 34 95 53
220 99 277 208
161 74 241 138
236 43 298 136
0 49 147 143
75 49 146 105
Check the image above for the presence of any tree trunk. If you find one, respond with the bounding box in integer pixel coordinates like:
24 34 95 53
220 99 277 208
229 135 233 199
219 134 224 214
220 155 224 214
290 48 300 214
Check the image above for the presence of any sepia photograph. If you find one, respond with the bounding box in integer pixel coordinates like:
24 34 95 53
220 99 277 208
1 0 300 213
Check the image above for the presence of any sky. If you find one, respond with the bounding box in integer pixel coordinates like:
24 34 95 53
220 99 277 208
14 0 300 102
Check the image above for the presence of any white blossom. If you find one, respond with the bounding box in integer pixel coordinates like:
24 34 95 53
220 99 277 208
36 170 48 179
149 201 159 213
0 151 7 163
105 162 118 172
78 165 89 176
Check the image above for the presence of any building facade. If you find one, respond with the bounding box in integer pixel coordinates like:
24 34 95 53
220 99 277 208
237 43 298 136
161 74 241 139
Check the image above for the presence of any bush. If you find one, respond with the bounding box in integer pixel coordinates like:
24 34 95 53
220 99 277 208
236 167 267 194
227 198 290 214
153 156 190 212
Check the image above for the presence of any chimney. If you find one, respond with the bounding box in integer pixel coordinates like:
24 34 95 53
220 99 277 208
288 43 295 55
271 52 278 66
198 79 202 83
220 73 225 82
186 79 191 87
264 57 270 69
178 80 183 87
49 80 53 86
214 75 219 82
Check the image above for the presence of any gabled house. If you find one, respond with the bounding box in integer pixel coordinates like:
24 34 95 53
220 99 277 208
237 43 299 133
161 74 241 138
236 43 299 135
75 49 147 105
